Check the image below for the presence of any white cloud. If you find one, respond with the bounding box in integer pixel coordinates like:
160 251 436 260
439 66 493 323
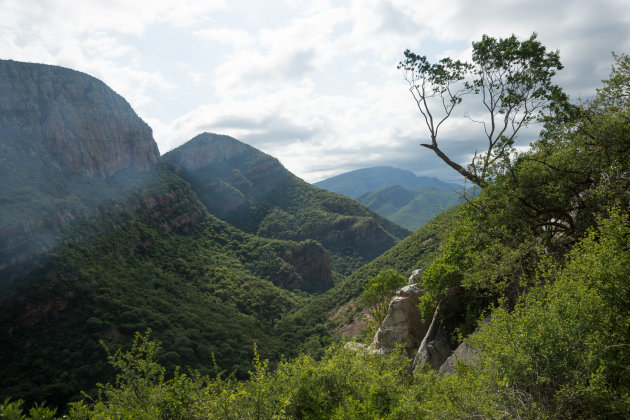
1 0 628 183
207 5 350 96
194 28 254 48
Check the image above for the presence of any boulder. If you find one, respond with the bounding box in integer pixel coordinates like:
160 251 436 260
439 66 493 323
438 315 490 374
370 283 430 355
438 341 480 375
412 303 453 371
408 269 423 285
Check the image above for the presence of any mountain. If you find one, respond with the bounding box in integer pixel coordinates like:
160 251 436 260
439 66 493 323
163 134 410 275
314 166 463 198
356 185 464 230
276 207 459 350
0 59 165 282
0 60 354 407
0 60 416 409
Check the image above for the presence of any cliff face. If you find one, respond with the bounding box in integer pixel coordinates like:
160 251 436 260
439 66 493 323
280 240 334 292
0 60 194 280
0 60 159 178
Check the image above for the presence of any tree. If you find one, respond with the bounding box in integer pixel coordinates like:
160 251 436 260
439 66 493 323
361 269 406 326
399 33 568 187
421 53 630 306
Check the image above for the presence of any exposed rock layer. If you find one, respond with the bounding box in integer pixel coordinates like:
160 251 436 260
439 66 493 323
0 60 186 279
0 60 159 178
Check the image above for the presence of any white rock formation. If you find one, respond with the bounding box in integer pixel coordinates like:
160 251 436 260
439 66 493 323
370 283 430 355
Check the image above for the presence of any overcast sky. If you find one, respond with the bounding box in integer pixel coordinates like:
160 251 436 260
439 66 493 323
2 0 629 183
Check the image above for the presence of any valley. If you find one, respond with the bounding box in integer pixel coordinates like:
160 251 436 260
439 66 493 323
1 45 629 418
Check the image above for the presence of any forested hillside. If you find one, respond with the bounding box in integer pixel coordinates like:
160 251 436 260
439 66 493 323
2 41 629 419
356 185 463 230
163 134 410 274
0 60 410 409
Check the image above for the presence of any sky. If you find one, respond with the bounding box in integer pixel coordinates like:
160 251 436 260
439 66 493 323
2 0 629 183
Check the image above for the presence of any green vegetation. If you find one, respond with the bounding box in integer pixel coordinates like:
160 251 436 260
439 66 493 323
400 32 569 188
357 185 464 230
2 331 416 419
163 134 410 275
360 269 407 326
2 41 628 419
0 160 346 408
6 212 629 419
274 207 456 351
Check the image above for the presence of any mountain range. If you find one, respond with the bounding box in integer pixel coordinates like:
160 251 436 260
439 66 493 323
0 59 438 407
314 166 465 230
356 185 464 230
313 166 463 198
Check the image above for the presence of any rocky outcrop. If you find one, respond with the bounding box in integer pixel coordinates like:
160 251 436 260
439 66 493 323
438 341 480 375
0 60 159 178
408 269 423 284
0 60 199 280
412 303 454 371
371 283 430 355
281 240 333 292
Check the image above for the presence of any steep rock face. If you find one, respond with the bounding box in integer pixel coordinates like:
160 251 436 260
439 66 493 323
0 60 190 280
281 240 333 292
0 60 159 178
413 287 467 371
370 283 430 355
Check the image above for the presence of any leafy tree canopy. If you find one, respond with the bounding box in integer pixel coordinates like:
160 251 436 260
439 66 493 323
399 33 569 187
360 269 407 326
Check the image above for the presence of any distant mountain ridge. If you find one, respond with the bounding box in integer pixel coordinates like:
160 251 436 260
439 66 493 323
314 166 463 198
356 185 464 231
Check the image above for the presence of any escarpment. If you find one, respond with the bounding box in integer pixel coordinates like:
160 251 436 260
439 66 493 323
0 60 197 280
280 240 333 292
0 60 159 178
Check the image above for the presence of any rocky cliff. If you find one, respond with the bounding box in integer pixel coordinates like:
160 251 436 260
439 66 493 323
280 240 333 292
0 59 159 178
0 60 193 280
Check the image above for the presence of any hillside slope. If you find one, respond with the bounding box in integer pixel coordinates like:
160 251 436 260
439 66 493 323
163 133 411 274
275 207 459 352
0 60 337 407
0 59 162 281
356 185 464 230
